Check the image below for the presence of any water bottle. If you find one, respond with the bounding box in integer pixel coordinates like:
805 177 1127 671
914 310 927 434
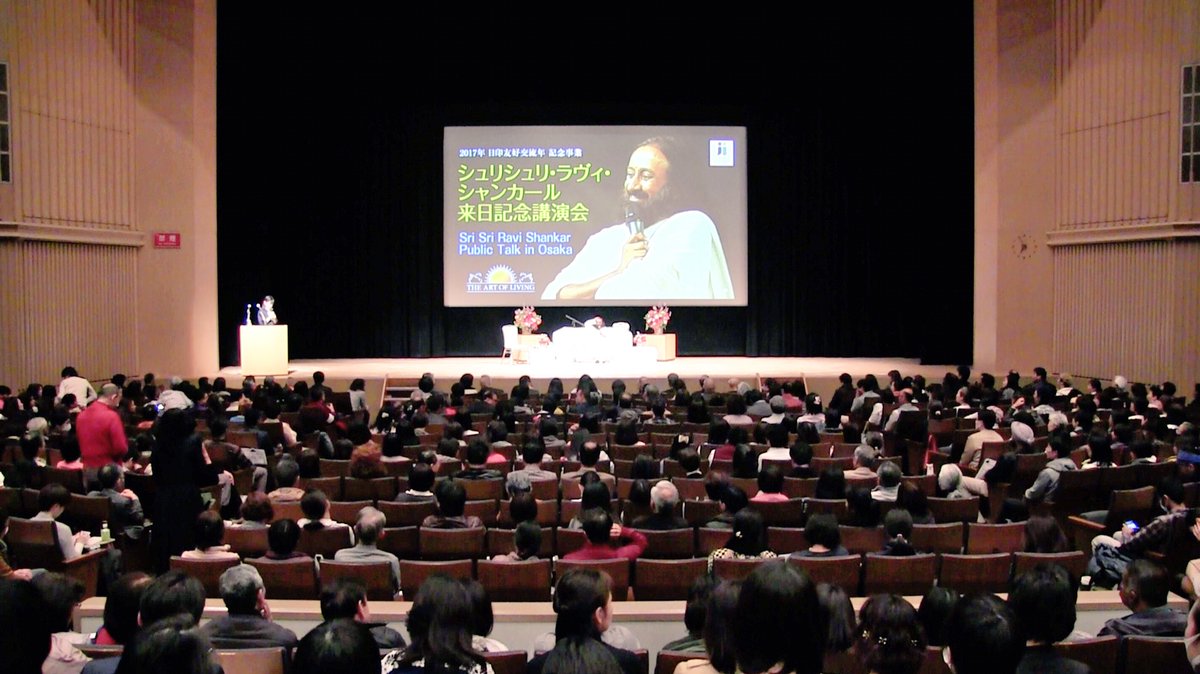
100 521 111 544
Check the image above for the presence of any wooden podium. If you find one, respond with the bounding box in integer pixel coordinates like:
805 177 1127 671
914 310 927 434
642 333 676 361
240 324 289 375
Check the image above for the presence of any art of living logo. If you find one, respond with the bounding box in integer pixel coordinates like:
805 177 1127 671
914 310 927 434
466 265 536 293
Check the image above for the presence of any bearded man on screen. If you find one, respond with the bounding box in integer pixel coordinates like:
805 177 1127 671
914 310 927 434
541 136 734 301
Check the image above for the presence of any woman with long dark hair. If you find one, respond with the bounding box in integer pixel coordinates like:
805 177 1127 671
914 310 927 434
382 576 489 674
528 568 641 674
706 509 776 573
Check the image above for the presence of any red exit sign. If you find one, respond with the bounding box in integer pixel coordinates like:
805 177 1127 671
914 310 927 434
153 232 181 248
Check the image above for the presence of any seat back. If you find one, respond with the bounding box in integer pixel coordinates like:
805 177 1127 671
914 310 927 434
6 517 65 568
483 650 527 674
862 554 938 596
377 526 420 559
927 497 980 523
342 477 397 502
1052 636 1118 674
485 527 556 559
60 495 112 535
711 556 770 581
224 526 270 559
966 522 1025 554
169 556 241 597
767 527 809 554
911 523 964 554
246 557 318 599
297 526 353 558
754 498 806 528
398 559 475 600
213 647 287 674
633 558 708 600
1012 551 1087 584
787 555 862 595
44 467 85 493
420 527 485 560
476 559 553 602
319 560 394 601
656 651 703 674
555 528 588 557
1104 485 1157 531
804 498 849 522
1119 636 1189 674
838 526 886 555
637 528 696 559
555 558 631 601
937 553 1012 594
328 500 373 525
271 500 305 522
377 500 438 527
299 476 343 500
461 479 505 501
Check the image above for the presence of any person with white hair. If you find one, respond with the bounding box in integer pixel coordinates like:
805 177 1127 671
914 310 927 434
199 564 298 652
333 507 400 593
156 377 193 411
632 480 689 530
845 446 879 481
937 463 988 499
871 462 902 502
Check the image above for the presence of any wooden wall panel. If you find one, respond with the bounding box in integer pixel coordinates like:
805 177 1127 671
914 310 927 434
11 0 134 229
0 240 137 385
1054 0 1181 229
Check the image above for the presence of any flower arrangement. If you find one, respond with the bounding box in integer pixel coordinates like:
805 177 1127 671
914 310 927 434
514 306 542 334
644 305 672 334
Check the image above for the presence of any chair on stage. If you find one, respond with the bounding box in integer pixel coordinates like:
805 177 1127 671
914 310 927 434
501 324 518 358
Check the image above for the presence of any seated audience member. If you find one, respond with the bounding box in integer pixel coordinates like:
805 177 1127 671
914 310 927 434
319 578 406 650
1080 430 1115 469
846 487 881 527
33 572 90 674
347 421 384 479
292 619 381 674
0 577 54 674
896 483 935 524
662 577 716 653
793 514 849 558
382 575 490 674
182 511 240 561
296 448 321 479
55 437 85 470
462 578 509 652
815 467 847 499
567 480 613 529
395 462 437 502
564 508 648 561
562 441 617 492
946 594 1025 674
256 519 309 561
528 568 642 674
1008 564 1090 673
878 509 916 556
845 445 879 481
676 578 741 674
33 483 89 561
1023 515 1070 553
456 440 503 481
297 489 354 542
937 463 988 499
512 442 557 482
633 480 690 530
1099 559 1188 637
707 508 777 573
267 456 305 502
232 492 274 529
123 615 217 674
871 461 902 502
492 520 543 562
678 447 704 478
734 561 823 674
506 492 539 525
0 507 34 581
789 442 815 479
916 587 959 649
757 423 792 469
200 564 298 652
960 408 1003 471
731 443 759 479
421 479 483 529
704 483 749 530
816 583 857 657
855 594 927 674
1087 478 1190 587
1024 434 1077 504
751 465 789 503
87 464 144 536
88 571 152 647
333 507 400 593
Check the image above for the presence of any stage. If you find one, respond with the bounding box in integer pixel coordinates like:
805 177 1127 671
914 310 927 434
218 356 957 407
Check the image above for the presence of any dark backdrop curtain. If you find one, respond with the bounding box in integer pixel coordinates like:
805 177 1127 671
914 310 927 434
216 8 973 367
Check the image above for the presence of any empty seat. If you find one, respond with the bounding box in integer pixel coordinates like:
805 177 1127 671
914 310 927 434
938 553 1012 594
711 556 770 581
787 555 862 596
169 556 240 597
637 528 695 559
398 559 474 600
555 558 631 601
910 523 964 554
476 559 552 602
862 554 938 596
319 559 395 601
419 527 485 560
634 558 708 600
246 557 318 599
966 522 1025 554
927 497 979 524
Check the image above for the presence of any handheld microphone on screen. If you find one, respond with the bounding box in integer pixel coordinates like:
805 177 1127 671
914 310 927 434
565 314 584 327
624 205 644 236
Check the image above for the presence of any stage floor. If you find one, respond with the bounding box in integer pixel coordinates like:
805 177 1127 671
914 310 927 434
219 355 956 392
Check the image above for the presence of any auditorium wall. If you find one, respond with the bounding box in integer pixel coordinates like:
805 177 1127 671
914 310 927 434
976 0 1200 385
0 0 217 385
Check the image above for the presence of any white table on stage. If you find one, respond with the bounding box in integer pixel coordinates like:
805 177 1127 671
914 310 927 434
551 323 635 363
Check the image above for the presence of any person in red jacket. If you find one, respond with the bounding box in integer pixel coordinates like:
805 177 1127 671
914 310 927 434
76 383 128 484
563 508 648 561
